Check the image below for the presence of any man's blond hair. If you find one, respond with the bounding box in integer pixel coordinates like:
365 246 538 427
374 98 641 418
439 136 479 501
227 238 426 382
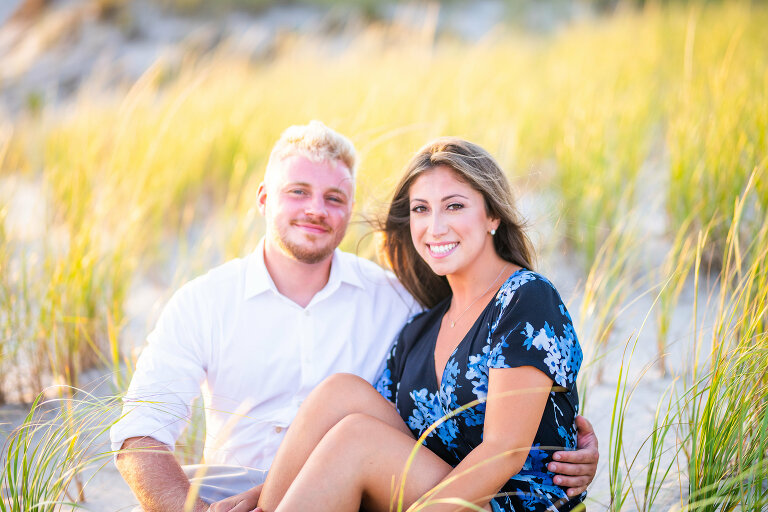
266 121 357 181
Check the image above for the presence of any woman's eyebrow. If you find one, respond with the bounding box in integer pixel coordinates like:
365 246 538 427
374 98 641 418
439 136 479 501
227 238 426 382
440 194 469 202
409 193 469 203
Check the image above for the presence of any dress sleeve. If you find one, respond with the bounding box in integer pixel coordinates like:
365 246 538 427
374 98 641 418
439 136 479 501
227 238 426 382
486 275 582 390
374 328 404 403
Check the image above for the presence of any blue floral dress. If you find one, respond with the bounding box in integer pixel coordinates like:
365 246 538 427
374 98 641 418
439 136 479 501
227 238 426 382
375 270 585 511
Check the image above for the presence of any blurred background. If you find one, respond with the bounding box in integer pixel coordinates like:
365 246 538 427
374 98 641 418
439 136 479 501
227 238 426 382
0 0 766 510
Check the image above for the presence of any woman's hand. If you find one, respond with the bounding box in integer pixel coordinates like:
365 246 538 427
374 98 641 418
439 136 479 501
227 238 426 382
208 484 263 512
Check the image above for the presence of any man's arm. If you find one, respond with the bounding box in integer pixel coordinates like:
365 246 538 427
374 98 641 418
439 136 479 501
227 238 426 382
111 280 212 509
548 415 599 497
117 436 208 512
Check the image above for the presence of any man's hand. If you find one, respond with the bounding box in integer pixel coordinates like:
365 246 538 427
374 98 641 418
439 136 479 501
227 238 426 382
548 415 599 497
208 484 263 512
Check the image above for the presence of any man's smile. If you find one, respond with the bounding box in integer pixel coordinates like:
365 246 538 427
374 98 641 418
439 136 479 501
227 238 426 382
292 221 331 234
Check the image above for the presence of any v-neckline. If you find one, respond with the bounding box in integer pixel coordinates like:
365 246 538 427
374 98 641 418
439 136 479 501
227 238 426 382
430 269 523 392
430 291 492 391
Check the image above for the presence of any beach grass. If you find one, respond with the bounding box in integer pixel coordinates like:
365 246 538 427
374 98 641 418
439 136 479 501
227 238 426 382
604 183 768 510
0 391 120 512
681 178 768 509
0 1 766 508
666 3 768 266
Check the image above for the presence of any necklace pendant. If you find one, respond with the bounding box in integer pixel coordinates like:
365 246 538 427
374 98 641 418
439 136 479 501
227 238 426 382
450 321 455 328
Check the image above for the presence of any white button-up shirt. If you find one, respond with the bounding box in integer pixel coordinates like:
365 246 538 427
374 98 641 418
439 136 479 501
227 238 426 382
110 240 418 469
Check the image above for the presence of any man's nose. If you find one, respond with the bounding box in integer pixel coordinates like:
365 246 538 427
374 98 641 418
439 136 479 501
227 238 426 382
304 194 327 218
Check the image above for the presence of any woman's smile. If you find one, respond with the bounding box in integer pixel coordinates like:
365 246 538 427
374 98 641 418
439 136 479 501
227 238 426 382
427 242 459 258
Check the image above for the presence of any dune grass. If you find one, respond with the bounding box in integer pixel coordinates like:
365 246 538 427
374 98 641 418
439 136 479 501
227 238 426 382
606 191 768 510
666 3 768 265
682 177 768 510
0 391 120 512
0 1 766 509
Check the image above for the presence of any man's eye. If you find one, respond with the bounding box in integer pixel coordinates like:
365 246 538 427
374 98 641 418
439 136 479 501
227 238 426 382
327 196 344 204
290 189 307 196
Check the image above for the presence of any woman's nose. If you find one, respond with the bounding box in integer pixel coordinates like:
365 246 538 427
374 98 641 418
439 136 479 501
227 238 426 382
429 212 448 236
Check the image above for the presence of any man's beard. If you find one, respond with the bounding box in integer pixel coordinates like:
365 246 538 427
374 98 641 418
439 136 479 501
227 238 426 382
279 237 335 264
271 220 344 264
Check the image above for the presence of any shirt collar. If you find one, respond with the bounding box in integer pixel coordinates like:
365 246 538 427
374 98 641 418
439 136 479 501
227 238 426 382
244 239 276 300
244 238 365 301
327 247 365 292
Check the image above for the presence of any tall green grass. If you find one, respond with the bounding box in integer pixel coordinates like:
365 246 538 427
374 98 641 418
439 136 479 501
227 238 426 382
682 176 767 510
667 4 768 265
0 391 120 511
606 181 768 510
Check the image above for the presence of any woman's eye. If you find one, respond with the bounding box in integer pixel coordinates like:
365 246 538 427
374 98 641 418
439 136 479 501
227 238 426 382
411 205 427 213
447 203 464 210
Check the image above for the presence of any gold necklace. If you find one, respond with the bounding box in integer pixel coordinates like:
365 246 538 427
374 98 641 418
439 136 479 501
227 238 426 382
448 263 510 328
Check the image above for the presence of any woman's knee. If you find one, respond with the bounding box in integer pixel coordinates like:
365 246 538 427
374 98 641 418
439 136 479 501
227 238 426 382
326 412 383 446
319 372 369 391
312 373 373 405
309 413 389 470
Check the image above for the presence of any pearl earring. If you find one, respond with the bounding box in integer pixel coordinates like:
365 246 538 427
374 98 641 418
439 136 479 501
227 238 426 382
490 228 497 236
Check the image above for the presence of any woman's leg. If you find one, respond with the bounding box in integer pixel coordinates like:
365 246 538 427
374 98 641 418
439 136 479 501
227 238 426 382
257 373 413 510
273 413 454 512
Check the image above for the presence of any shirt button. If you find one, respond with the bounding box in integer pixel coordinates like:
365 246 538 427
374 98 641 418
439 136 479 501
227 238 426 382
274 426 283 433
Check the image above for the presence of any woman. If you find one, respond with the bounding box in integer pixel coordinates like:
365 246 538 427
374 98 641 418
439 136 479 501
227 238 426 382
228 137 584 511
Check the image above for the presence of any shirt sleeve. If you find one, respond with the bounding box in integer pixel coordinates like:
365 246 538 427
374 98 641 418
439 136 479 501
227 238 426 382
486 276 582 390
110 279 210 452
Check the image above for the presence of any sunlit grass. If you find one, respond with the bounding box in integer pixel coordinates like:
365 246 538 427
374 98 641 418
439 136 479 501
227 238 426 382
0 391 120 512
682 176 768 509
666 4 768 265
605 183 768 510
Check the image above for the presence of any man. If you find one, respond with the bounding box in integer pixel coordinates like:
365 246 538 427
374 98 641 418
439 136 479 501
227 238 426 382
111 121 598 512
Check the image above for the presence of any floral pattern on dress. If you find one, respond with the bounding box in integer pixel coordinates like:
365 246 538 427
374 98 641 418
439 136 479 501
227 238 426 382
375 368 393 400
375 270 585 511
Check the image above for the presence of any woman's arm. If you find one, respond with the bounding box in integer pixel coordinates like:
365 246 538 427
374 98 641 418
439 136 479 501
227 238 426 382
413 366 553 511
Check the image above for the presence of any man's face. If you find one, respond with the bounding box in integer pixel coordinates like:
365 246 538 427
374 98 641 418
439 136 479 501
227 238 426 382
258 155 354 264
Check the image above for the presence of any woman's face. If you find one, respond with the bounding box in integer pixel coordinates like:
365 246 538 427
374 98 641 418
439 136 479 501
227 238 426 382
409 165 499 278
